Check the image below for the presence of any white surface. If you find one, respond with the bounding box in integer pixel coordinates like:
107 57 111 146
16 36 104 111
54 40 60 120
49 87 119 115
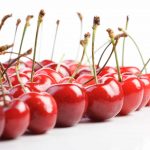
0 0 150 150
1 108 150 150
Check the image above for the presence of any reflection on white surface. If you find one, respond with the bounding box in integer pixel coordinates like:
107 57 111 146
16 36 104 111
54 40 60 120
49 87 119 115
1 108 150 150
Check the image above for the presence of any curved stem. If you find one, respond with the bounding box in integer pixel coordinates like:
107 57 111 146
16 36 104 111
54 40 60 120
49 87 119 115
128 34 147 73
140 58 150 74
97 42 111 68
122 16 129 66
56 53 65 72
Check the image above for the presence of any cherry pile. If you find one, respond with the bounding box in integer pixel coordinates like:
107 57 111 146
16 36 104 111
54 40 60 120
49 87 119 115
0 10 150 140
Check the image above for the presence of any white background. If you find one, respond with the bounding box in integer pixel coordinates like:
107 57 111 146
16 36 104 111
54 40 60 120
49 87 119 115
0 0 150 149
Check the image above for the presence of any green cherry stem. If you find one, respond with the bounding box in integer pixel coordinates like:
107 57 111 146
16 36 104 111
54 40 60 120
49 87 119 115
140 58 150 74
91 16 100 84
9 18 21 61
119 27 147 73
68 32 90 83
56 53 65 72
122 16 129 66
31 10 45 82
51 20 60 61
18 15 33 56
75 12 83 61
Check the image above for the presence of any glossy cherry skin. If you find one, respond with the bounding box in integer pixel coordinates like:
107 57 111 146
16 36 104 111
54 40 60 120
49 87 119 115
0 107 5 138
45 63 71 77
20 92 57 134
97 66 117 77
120 66 141 75
35 68 63 83
2 100 30 139
137 76 150 110
86 77 124 121
9 84 31 98
76 74 98 87
26 74 56 92
4 73 29 86
74 67 91 79
119 75 144 115
47 83 86 127
142 74 150 106
34 59 54 71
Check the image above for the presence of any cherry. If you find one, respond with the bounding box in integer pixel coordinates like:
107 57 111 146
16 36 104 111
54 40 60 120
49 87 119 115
137 76 150 110
35 68 63 83
26 74 56 92
4 73 29 86
0 106 5 138
120 66 141 75
74 67 91 79
86 77 124 121
20 92 57 134
47 83 86 127
45 63 71 77
2 100 30 139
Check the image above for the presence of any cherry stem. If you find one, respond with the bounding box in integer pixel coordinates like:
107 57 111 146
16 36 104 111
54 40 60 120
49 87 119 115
68 33 90 83
97 42 111 68
0 14 12 31
15 63 27 93
91 16 100 84
3 51 42 67
140 58 150 74
122 16 129 67
9 18 21 61
51 20 60 61
119 28 147 73
75 12 83 61
56 53 65 72
31 10 45 82
0 71 7 106
2 48 32 77
0 63 13 88
18 15 33 57
83 45 114 85
0 44 13 53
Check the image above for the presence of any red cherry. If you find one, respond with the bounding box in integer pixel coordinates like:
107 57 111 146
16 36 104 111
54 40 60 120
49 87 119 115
137 76 150 110
86 77 124 121
35 68 63 83
47 83 86 127
9 84 31 98
26 74 56 92
2 100 30 139
74 67 91 79
4 73 29 86
0 106 5 138
20 92 57 134
120 66 141 75
44 63 71 77
119 75 144 115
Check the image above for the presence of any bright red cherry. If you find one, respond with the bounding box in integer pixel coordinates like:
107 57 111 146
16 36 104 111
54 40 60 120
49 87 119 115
0 106 5 138
2 100 30 139
137 76 150 110
44 63 71 77
120 66 141 75
119 75 144 115
20 92 57 134
47 83 86 127
35 68 63 83
86 77 124 121
26 74 56 92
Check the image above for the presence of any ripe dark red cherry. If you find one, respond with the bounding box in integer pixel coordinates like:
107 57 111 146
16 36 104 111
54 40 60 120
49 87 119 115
20 92 57 134
47 83 86 127
0 106 5 138
86 77 124 121
2 100 30 139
